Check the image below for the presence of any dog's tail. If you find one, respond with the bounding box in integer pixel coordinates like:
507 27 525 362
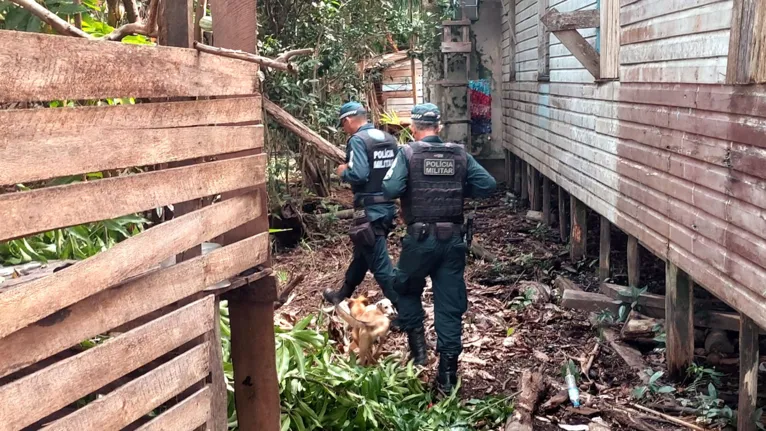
335 302 376 330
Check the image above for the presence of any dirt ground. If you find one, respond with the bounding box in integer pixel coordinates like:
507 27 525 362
272 184 733 430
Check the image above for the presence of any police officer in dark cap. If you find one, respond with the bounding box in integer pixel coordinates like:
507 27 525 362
382 103 496 394
323 102 401 310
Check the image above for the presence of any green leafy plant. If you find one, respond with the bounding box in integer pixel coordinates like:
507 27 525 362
632 369 675 400
685 363 724 391
618 286 648 322
219 308 513 431
509 288 535 311
380 110 414 145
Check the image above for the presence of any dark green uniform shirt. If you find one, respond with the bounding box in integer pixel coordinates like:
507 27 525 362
341 123 396 222
381 135 497 202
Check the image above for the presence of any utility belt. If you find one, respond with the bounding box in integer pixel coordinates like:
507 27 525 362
406 222 463 242
354 195 394 208
348 208 387 248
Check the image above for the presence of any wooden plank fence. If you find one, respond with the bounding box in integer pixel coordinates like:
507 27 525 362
0 26 275 431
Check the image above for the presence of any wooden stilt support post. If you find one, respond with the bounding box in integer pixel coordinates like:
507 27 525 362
738 314 760 431
627 235 640 288
526 164 533 205
520 160 529 202
665 262 694 380
542 176 551 226
558 186 568 242
599 216 610 281
570 196 586 261
531 168 542 211
504 149 512 185
509 151 516 189
514 157 522 195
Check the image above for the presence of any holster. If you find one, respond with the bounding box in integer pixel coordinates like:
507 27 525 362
406 222 463 242
348 208 376 248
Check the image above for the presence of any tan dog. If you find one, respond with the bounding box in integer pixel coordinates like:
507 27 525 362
336 295 397 365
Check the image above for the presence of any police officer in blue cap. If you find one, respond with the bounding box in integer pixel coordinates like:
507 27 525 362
382 103 496 394
323 102 401 311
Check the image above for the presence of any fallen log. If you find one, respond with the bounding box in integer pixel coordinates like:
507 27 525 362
470 240 498 262
553 275 582 292
504 370 545 431
561 290 620 315
316 209 354 220
602 329 650 383
263 98 346 164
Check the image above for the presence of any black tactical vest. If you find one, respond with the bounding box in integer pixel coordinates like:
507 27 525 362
401 141 467 224
349 128 398 196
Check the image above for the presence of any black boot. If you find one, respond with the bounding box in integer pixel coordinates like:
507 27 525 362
406 326 428 366
436 353 459 395
322 282 355 305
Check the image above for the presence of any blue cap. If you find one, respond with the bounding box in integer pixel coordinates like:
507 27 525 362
338 102 367 126
411 103 441 123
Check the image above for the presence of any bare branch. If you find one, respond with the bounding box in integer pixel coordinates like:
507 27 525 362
122 0 139 23
104 0 159 41
275 48 313 63
9 0 93 39
194 42 301 73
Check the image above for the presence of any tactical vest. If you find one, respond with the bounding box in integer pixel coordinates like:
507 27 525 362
401 141 467 225
349 128 398 198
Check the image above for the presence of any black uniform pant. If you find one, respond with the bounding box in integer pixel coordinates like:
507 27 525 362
344 221 399 303
393 231 468 356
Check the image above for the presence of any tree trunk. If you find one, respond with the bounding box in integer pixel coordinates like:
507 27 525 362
301 146 329 197
122 0 138 23
107 0 121 27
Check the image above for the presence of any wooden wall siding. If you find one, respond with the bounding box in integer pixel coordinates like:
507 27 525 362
503 80 766 330
619 0 733 83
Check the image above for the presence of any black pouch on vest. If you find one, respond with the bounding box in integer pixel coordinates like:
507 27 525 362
435 222 455 241
349 209 376 247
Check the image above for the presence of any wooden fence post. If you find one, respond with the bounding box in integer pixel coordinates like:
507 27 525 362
514 157 522 196
531 168 542 211
558 186 567 242
738 314 760 431
627 235 640 288
665 262 694 380
520 160 529 202
542 176 551 225
211 0 280 428
599 216 610 281
570 196 586 261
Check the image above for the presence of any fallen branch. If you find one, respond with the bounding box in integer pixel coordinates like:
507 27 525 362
505 370 545 431
582 342 600 378
103 0 159 41
629 403 707 431
274 274 305 310
194 42 302 73
470 240 498 262
263 97 347 164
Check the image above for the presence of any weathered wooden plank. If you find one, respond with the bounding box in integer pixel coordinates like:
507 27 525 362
158 0 193 48
0 232 268 379
538 0 551 78
0 31 258 103
620 30 730 65
621 58 728 83
599 0 619 79
599 216 611 281
206 298 229 431
550 28 600 78
47 343 210 430
520 159 529 201
441 42 472 53
570 195 587 261
0 154 266 242
136 386 211 431
627 235 640 288
541 9 599 31
620 2 733 46
0 96 261 134
620 0 723 26
0 297 214 430
727 0 766 84
665 262 694 379
738 314 760 431
1 124 263 185
561 289 620 314
0 192 261 339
